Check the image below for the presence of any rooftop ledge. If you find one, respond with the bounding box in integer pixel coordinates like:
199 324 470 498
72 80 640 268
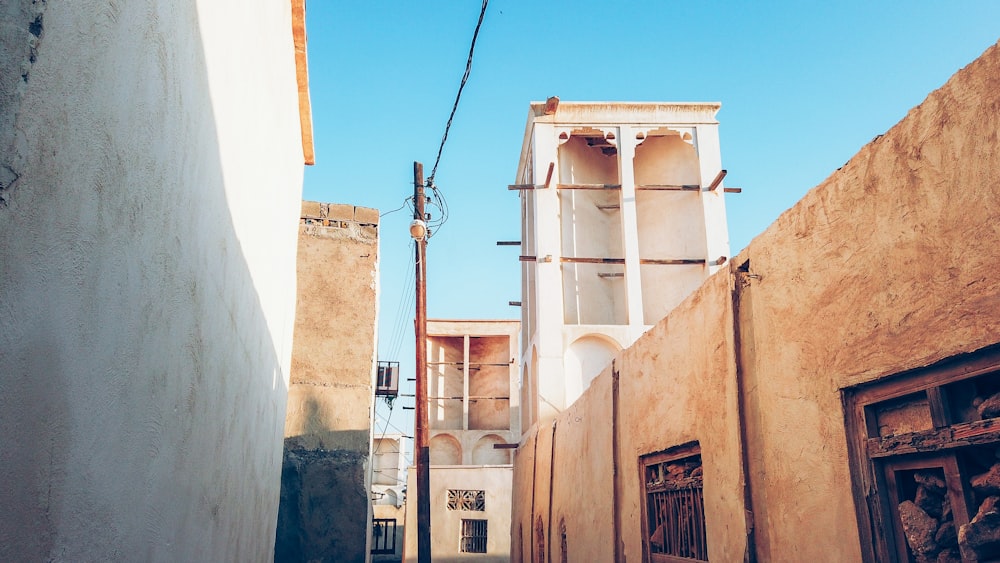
527 100 722 125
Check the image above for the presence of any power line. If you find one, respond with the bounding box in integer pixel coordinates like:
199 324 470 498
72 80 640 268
380 240 415 361
426 0 489 185
380 196 413 218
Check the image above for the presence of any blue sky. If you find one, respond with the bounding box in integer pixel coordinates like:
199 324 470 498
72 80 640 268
301 2 1000 451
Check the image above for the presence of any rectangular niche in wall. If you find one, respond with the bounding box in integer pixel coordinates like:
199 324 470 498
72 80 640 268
633 131 708 325
844 346 1000 562
469 335 512 431
639 441 708 562
427 335 464 430
558 129 626 325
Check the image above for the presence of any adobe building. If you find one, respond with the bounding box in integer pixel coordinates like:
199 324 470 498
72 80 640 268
512 101 734 431
511 41 1000 562
0 0 312 560
404 320 520 562
274 201 380 562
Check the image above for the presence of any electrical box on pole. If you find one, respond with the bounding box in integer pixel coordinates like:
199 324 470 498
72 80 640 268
375 361 400 398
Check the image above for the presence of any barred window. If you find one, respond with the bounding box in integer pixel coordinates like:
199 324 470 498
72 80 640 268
640 442 708 562
370 518 396 555
460 518 488 554
447 489 486 511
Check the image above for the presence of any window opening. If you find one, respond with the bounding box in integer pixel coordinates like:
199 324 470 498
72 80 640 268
371 518 397 555
640 442 708 562
448 489 486 511
844 346 1000 562
461 518 488 554
535 516 545 563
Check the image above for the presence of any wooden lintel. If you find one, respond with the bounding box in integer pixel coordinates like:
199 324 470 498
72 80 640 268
707 169 728 191
635 184 701 191
493 443 519 449
723 187 742 193
497 241 521 246
639 258 706 265
544 162 555 189
427 362 513 367
509 301 522 306
866 418 1000 458
508 162 556 191
520 255 552 263
556 184 622 190
426 396 511 401
561 257 625 264
636 256 727 266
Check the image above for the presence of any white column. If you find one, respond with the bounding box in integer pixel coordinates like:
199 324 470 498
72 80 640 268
617 125 645 330
508 327 521 437
694 124 731 275
531 122 567 415
462 333 470 431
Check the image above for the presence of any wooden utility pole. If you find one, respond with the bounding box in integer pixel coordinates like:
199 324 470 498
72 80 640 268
413 161 432 563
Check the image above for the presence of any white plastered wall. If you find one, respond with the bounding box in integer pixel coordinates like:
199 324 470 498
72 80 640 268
0 1 304 560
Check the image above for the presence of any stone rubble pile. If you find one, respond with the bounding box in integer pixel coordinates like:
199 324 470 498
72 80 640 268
898 389 1000 562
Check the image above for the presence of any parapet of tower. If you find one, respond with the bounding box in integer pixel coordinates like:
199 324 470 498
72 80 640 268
512 101 734 429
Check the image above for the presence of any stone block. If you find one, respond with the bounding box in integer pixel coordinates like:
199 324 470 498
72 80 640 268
972 463 1000 496
327 203 354 222
301 200 321 218
959 495 1000 560
354 206 380 225
899 500 939 556
978 392 1000 419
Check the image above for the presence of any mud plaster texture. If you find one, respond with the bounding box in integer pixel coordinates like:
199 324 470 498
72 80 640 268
274 205 380 563
0 1 306 561
511 40 1000 563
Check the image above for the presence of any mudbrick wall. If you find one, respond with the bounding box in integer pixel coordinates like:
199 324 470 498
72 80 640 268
274 202 380 562
0 1 306 561
512 40 1000 563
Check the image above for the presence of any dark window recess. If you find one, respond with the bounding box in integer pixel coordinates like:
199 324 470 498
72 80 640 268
371 518 397 555
560 519 568 563
844 345 1000 563
448 489 486 511
640 442 708 562
461 519 488 554
535 516 545 563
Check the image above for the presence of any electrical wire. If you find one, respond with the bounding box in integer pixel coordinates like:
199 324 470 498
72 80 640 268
373 400 396 456
426 0 489 185
386 249 416 361
381 240 415 361
380 196 413 218
369 1 495 478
